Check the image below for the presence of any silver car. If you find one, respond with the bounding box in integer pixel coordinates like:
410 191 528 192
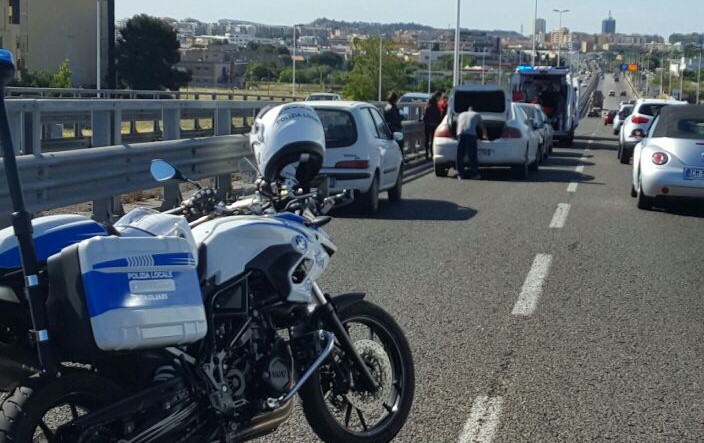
631 105 704 210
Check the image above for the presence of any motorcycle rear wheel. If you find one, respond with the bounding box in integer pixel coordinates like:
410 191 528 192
0 369 123 443
299 300 414 443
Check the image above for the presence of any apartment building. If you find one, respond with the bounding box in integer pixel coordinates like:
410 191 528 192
0 0 114 86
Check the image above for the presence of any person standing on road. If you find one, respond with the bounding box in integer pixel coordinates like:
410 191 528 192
438 93 448 119
456 107 488 180
423 93 442 160
384 91 406 162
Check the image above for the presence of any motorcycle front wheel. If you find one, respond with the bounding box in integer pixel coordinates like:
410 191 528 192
300 300 415 443
0 369 124 443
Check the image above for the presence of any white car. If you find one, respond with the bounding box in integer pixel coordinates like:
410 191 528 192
311 102 404 214
432 85 541 179
619 98 686 164
517 103 553 159
305 93 341 101
613 103 633 135
631 105 704 209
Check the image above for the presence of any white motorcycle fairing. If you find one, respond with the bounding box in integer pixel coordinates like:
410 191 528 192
192 214 333 304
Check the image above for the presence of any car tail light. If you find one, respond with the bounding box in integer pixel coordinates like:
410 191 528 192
502 126 522 138
335 160 369 169
512 90 523 102
434 123 452 138
631 115 650 124
651 152 669 165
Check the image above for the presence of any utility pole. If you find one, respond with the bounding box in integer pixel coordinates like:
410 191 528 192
292 25 297 95
498 48 502 87
697 48 702 104
660 54 664 97
482 50 486 85
378 29 383 102
453 0 461 86
427 41 433 94
96 0 102 91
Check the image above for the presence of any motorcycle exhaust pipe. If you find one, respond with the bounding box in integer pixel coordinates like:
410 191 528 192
227 398 293 442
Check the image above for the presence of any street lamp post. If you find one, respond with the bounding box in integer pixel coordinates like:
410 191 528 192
482 50 486 85
498 48 502 87
453 0 461 86
532 0 538 66
427 41 434 94
552 9 569 67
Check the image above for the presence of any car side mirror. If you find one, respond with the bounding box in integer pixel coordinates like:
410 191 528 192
393 132 404 142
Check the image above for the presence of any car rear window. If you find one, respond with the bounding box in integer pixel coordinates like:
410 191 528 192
637 104 666 117
454 91 506 114
652 118 704 140
315 109 357 148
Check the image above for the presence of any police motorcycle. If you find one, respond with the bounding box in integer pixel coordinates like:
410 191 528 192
0 47 414 443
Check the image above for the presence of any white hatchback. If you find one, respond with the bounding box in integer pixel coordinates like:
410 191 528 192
311 102 404 214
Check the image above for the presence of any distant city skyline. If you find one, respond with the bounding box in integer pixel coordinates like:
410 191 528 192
115 0 702 39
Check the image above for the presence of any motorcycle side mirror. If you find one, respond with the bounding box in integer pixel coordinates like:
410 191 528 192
0 49 16 87
150 159 183 182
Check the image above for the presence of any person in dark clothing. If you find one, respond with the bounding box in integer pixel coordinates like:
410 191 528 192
384 91 405 162
423 93 442 160
456 107 488 180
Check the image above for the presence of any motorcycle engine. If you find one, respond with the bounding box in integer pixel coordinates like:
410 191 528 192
203 316 293 418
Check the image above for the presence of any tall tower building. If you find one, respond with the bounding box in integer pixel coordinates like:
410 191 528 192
601 11 616 34
535 18 546 35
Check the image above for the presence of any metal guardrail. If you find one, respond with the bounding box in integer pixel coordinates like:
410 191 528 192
4 98 274 155
0 97 427 226
5 86 303 102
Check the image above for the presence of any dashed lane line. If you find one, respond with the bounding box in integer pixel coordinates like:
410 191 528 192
512 254 553 316
458 396 504 443
549 203 571 229
566 182 579 193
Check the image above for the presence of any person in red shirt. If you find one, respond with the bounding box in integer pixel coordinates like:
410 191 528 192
437 93 448 119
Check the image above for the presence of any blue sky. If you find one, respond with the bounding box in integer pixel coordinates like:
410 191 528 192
115 0 702 38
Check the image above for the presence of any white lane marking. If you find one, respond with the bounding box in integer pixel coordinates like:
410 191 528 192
575 165 585 173
549 203 571 229
567 182 578 193
512 254 553 316
458 396 504 443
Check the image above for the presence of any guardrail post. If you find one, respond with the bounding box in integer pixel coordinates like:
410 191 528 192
113 107 122 145
91 109 124 223
7 109 23 155
160 108 183 210
24 110 41 155
214 108 233 199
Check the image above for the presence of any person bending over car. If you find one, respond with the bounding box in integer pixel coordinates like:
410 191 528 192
456 107 488 180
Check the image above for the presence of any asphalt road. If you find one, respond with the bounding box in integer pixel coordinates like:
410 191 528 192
257 80 704 442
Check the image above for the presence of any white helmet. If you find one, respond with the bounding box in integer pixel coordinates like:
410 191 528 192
249 103 325 186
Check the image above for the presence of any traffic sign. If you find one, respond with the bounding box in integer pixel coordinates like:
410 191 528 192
619 64 628 71
627 64 638 72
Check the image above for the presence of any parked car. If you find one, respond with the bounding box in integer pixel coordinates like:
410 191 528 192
305 93 341 101
604 110 617 125
613 104 634 135
620 91 627 97
311 102 404 214
608 90 616 97
432 85 541 179
398 92 431 104
619 99 686 164
588 107 602 117
630 105 704 209
518 103 553 159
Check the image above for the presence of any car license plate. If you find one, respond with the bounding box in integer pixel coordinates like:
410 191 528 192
684 167 704 180
328 177 336 188
479 149 493 157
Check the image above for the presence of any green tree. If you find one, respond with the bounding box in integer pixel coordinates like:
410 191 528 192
343 37 410 100
49 59 72 88
309 51 344 70
115 14 190 90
